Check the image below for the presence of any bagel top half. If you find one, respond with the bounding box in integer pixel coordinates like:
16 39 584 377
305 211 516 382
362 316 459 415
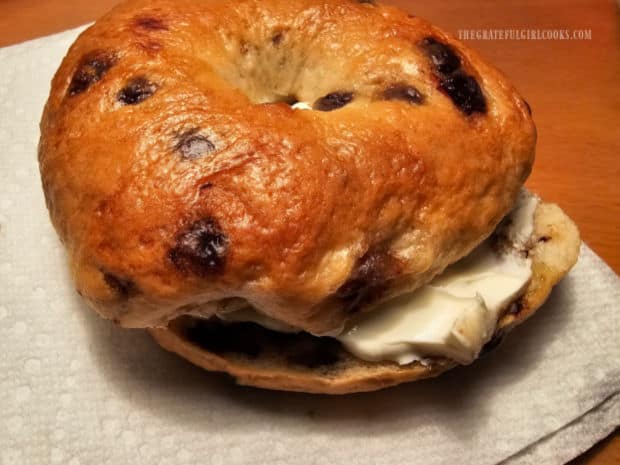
39 0 535 335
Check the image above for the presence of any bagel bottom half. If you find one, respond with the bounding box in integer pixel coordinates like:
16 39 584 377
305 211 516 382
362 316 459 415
149 199 580 394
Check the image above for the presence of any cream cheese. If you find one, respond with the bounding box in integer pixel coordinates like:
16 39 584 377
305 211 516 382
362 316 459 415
291 101 312 110
339 192 539 365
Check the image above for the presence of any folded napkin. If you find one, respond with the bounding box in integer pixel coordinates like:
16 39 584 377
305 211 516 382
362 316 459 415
0 27 618 465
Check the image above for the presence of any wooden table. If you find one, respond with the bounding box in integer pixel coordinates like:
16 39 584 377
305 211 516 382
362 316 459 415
1 0 617 463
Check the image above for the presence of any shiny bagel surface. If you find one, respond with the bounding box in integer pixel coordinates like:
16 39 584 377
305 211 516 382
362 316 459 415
39 0 535 334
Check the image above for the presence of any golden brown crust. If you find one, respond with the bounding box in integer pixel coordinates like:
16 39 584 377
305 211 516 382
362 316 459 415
149 200 580 394
40 0 535 334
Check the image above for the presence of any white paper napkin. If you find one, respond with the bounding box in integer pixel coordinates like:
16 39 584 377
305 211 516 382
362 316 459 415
0 27 618 465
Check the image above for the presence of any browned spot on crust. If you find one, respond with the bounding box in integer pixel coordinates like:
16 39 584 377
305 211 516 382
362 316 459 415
133 16 168 31
103 272 136 299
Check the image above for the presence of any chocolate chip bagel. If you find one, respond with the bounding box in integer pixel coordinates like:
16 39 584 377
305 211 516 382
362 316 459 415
39 0 578 393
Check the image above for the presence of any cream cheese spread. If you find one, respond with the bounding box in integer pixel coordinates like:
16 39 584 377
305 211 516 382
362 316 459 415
339 191 538 365
291 101 312 110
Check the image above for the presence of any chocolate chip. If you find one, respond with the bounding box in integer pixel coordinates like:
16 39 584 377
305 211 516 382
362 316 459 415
420 37 487 115
117 76 158 105
169 218 228 276
508 299 524 315
383 84 424 104
186 320 262 358
134 16 168 31
174 129 215 159
68 51 117 96
421 37 461 75
439 72 487 115
538 235 551 243
357 0 376 4
313 92 354 111
271 31 284 45
102 272 136 299
200 182 214 190
239 41 250 54
337 252 396 313
523 99 532 115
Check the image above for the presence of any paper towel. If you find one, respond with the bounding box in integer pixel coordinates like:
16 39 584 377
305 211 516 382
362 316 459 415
0 27 618 465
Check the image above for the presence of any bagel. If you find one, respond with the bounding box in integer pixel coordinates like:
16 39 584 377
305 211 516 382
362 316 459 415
38 0 578 393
